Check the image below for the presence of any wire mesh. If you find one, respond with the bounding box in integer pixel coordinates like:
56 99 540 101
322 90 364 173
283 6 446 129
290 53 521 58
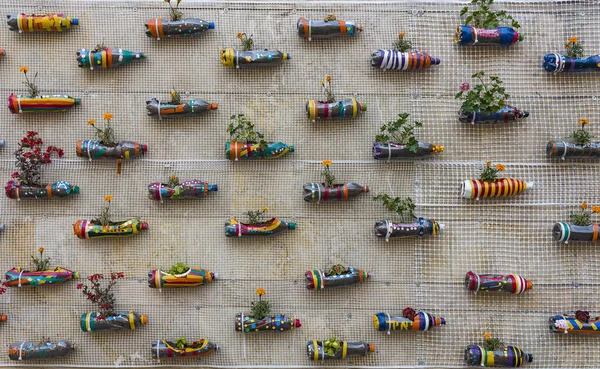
0 0 599 367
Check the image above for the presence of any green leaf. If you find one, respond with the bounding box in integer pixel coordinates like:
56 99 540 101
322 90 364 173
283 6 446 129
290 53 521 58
460 6 469 16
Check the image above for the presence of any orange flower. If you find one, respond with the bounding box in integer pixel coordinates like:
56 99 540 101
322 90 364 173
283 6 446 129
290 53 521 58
483 332 491 340
486 161 491 167
103 112 113 121
399 32 405 38
87 119 96 125
582 202 588 210
237 32 243 39
322 160 332 167
104 195 113 202
592 205 600 214
256 288 266 296
496 163 505 172
20 66 29 73
579 118 589 126
326 75 332 82
38 247 44 253
569 36 578 43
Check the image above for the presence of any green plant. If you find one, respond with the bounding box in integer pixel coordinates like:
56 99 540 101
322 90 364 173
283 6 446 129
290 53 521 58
375 113 422 152
374 194 416 219
31 247 50 272
227 114 268 150
168 88 181 105
237 32 254 51
455 72 509 115
88 113 116 147
479 162 505 182
320 160 335 187
167 174 180 188
460 0 520 29
168 262 190 275
250 288 270 320
77 272 125 317
320 75 335 103
328 264 347 276
570 202 600 227
97 195 113 226
323 337 341 356
176 337 187 349
393 32 412 52
164 0 183 21
19 66 39 97
483 333 504 351
244 206 269 225
565 36 584 59
570 118 593 147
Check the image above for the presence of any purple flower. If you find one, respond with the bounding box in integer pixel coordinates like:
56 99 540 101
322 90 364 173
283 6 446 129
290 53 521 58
460 82 470 92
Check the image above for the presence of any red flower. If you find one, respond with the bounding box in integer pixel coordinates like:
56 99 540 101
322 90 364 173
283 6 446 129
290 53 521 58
402 307 416 321
26 131 37 138
11 172 20 179
58 149 64 157
76 283 83 290
575 310 590 323
22 152 31 159
86 293 94 300
95 314 106 321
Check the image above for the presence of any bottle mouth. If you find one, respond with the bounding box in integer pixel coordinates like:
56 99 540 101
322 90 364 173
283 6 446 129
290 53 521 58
209 22 215 29
72 186 80 194
74 272 80 279
71 18 79 26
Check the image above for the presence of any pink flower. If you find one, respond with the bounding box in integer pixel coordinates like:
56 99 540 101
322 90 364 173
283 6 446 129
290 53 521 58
460 82 470 92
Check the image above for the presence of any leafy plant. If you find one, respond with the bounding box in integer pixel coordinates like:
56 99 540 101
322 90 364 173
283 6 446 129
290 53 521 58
570 202 600 227
328 264 347 276
565 36 584 59
393 32 412 52
12 131 64 186
244 206 269 225
323 337 341 356
321 160 335 187
227 114 268 150
19 66 39 97
460 0 520 29
164 0 183 21
374 194 416 219
88 113 116 147
31 247 50 272
167 174 180 188
168 88 181 105
176 337 187 349
455 72 510 115
250 288 270 320
482 333 504 351
375 113 422 152
479 162 505 182
237 32 254 51
320 75 335 103
570 118 593 147
96 195 113 226
77 272 125 317
169 262 190 275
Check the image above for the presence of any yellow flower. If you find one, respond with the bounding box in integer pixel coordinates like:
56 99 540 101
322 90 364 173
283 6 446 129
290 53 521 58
169 90 176 99
320 81 325 86
164 0 170 2
496 163 505 172
326 75 332 82
592 205 600 214
38 247 44 253
87 119 96 125
579 118 589 126
104 195 113 202
237 32 243 39
569 36 578 43
486 161 491 168
103 112 113 121
322 160 332 167
582 202 588 210
177 0 181 3
20 66 29 73
263 206 269 212
256 288 266 296
483 332 491 340
398 32 405 38
565 42 570 49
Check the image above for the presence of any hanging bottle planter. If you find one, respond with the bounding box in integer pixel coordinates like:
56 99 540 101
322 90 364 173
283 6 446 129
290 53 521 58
148 263 215 289
220 33 289 69
371 32 440 71
146 89 217 119
76 45 144 70
235 289 301 333
453 0 523 47
547 119 600 159
7 13 78 33
305 265 370 290
307 339 374 361
73 196 148 239
544 37 600 73
465 334 532 367
152 338 219 359
297 15 362 41
303 161 368 203
8 340 76 361
148 175 217 202
306 76 366 121
553 202 600 243
373 307 446 333
464 271 532 295
550 310 600 334
373 113 443 160
461 162 532 200
225 207 295 237
145 0 213 40
225 114 293 160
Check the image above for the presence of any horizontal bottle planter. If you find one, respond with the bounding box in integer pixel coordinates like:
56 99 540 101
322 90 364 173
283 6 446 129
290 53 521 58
543 53 600 73
76 47 144 70
373 310 446 333
307 340 374 361
454 25 522 47
305 266 370 290
5 267 77 287
148 267 214 289
550 312 600 334
464 345 532 367
375 218 444 241
145 18 214 40
148 180 217 201
8 340 76 361
5 180 79 200
76 140 147 161
553 222 600 243
8 94 80 114
373 141 441 160
235 313 300 333
7 13 78 33
225 217 295 237
151 339 218 359
459 105 529 124
370 50 440 71
296 17 362 40
465 271 532 295
302 182 368 203
225 141 294 160
306 98 366 121
461 178 532 200
80 311 147 332
146 98 217 119
547 140 600 159
220 48 289 69
73 218 148 239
